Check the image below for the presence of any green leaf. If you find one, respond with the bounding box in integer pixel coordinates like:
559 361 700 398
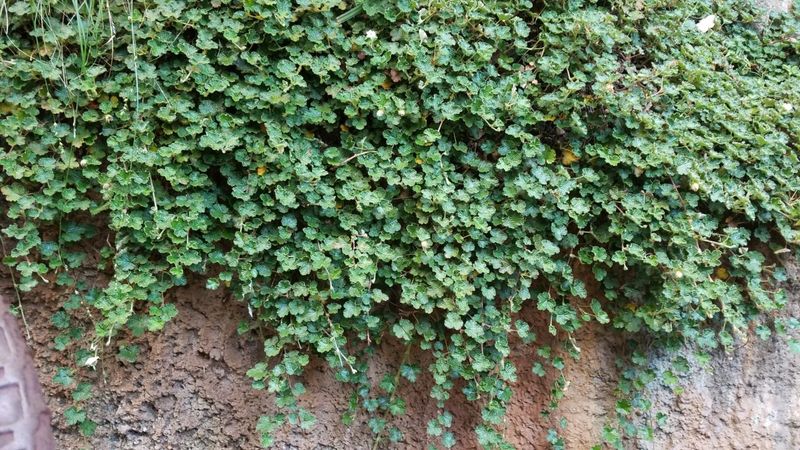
72 382 93 402
444 312 463 330
392 319 414 341
53 368 75 387
117 344 140 363
64 407 87 426
79 419 97 437
590 299 610 324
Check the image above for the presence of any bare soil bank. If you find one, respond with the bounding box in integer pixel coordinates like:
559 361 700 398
2 259 798 449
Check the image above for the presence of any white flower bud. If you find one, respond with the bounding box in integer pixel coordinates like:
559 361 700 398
84 356 99 368
696 15 716 33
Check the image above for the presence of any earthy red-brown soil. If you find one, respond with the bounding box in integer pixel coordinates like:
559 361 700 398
3 258 799 450
1 272 621 450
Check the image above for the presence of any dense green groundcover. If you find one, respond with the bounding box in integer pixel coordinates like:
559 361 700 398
1 0 799 447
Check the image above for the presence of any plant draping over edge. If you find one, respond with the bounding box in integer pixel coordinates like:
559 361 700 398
1 0 799 447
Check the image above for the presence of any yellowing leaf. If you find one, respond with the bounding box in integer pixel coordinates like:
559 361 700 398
715 267 729 280
561 149 579 166
257 166 266 176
